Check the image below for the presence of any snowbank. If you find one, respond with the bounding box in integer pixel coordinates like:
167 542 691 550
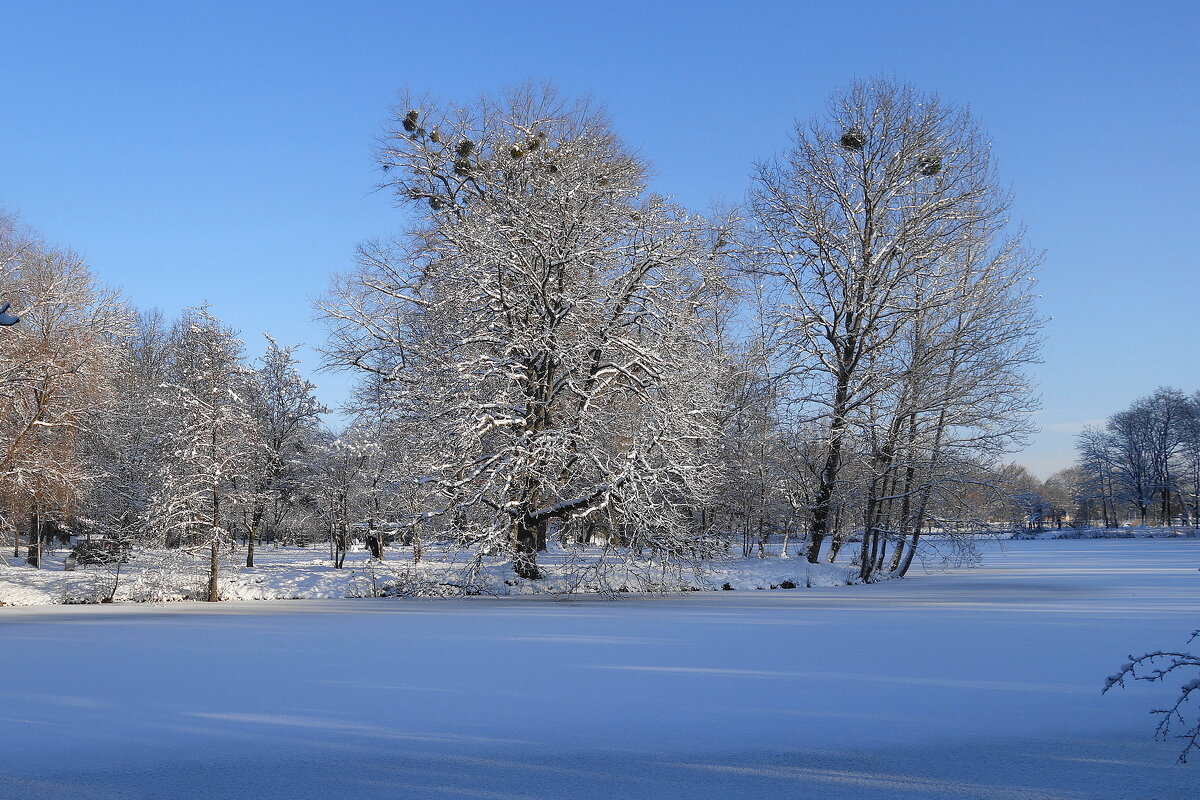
0 544 857 606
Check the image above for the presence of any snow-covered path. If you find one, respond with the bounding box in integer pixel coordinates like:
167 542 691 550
2 539 1198 799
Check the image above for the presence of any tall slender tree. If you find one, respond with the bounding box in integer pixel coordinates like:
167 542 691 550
749 80 1040 565
244 336 326 567
148 307 261 601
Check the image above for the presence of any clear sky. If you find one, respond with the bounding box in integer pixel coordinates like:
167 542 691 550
2 0 1197 478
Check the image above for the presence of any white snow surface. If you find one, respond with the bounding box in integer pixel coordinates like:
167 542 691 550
0 543 858 606
1 538 1198 799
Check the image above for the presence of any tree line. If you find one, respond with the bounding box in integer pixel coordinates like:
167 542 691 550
0 80 1044 595
983 389 1200 531
1063 387 1200 528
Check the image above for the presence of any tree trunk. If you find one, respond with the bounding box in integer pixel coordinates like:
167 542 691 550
889 535 906 573
513 517 541 579
207 539 219 602
335 521 349 569
30 509 42 569
897 530 920 577
808 371 851 563
246 504 265 568
860 458 895 581
889 457 916 574
245 525 256 568
367 505 384 560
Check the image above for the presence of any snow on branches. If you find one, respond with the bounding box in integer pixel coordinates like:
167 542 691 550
1105 629 1200 763
322 86 730 579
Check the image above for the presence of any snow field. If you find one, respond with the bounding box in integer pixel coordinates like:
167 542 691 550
0 542 858 606
1 538 1197 799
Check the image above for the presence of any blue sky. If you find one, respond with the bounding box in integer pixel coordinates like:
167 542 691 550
2 0 1197 477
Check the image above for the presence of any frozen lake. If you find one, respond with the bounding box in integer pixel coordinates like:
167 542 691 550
2 538 1198 799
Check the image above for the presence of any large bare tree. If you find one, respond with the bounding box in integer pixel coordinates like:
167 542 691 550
0 215 126 564
749 80 1040 567
322 86 729 580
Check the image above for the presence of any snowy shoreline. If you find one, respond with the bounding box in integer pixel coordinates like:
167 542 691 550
0 544 860 606
5 531 1195 607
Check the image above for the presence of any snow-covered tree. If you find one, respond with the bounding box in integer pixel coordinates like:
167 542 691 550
749 80 1041 568
1042 466 1084 528
309 426 377 569
712 339 793 558
1178 392 1200 527
243 336 326 566
852 227 1041 577
0 214 127 564
1076 388 1198 527
323 86 729 579
147 307 262 601
78 310 175 543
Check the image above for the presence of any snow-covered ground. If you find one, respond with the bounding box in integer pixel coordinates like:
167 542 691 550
1 539 1197 799
0 542 858 605
1012 525 1200 540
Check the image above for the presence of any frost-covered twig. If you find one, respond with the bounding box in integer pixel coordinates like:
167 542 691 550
1104 629 1200 763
